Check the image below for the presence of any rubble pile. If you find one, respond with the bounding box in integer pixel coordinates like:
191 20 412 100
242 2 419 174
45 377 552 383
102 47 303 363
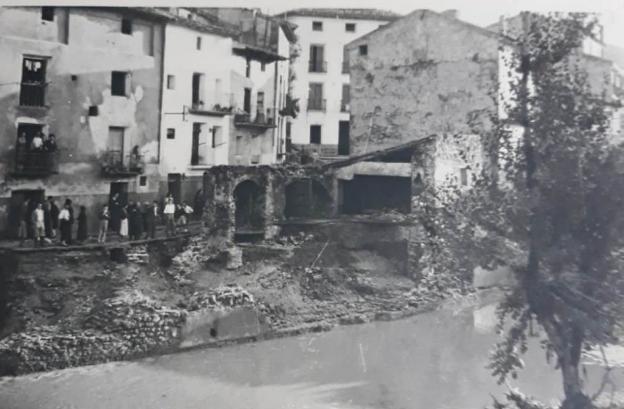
185 285 255 311
0 290 187 376
126 246 149 265
84 290 186 348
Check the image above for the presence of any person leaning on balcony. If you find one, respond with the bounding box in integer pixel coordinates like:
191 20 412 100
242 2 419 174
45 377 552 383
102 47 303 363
17 198 30 247
163 196 176 237
31 132 43 151
32 202 45 247
98 205 110 243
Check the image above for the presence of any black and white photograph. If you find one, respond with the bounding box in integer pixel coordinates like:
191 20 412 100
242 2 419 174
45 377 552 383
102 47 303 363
0 1 623 408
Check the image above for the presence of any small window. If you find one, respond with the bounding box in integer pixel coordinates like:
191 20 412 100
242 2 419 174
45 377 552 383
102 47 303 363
310 125 321 144
121 18 133 35
166 128 175 139
111 71 127 96
261 62 266 72
139 176 147 187
312 21 323 31
345 23 356 32
196 36 202 50
41 7 55 21
88 106 99 116
211 126 223 148
167 75 176 90
359 45 368 56
460 167 469 186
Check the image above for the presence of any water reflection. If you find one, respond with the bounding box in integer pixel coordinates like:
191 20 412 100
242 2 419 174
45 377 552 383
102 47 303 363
0 300 621 409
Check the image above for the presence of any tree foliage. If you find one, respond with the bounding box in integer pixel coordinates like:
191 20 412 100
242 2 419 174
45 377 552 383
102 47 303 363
430 12 624 409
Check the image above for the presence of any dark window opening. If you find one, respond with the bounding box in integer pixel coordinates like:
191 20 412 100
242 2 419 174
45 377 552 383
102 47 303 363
309 44 325 73
111 71 127 96
359 44 368 56
196 36 202 50
192 73 203 106
121 18 133 35
308 83 324 111
243 88 251 113
310 125 321 144
88 106 99 116
338 120 350 156
139 176 147 186
245 58 251 78
345 23 356 32
167 75 175 90
191 123 203 165
166 128 175 139
261 62 266 72
341 176 411 214
41 7 55 21
20 57 47 107
312 21 323 31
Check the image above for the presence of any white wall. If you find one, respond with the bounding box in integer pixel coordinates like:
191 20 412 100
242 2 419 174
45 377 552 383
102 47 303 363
286 15 388 150
160 24 233 176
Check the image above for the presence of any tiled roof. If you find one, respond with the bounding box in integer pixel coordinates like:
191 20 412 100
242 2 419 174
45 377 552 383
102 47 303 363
274 8 401 22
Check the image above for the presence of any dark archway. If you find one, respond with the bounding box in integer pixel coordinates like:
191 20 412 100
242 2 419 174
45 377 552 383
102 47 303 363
284 179 332 219
233 180 264 232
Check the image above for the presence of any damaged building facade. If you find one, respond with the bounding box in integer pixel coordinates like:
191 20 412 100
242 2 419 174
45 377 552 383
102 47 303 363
159 7 292 205
0 6 166 235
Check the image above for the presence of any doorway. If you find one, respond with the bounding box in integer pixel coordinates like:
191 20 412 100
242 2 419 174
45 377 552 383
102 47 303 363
109 182 128 206
338 121 350 155
8 189 45 238
168 173 182 203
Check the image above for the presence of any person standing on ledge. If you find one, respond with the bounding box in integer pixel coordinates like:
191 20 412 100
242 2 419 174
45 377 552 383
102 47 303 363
163 195 176 237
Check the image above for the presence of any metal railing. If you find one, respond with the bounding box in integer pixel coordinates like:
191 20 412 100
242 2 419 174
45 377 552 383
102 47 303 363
13 150 58 176
101 150 144 176
308 60 327 73
19 82 46 107
307 98 327 112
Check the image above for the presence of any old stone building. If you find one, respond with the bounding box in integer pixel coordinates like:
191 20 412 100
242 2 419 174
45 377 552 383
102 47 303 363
0 6 167 235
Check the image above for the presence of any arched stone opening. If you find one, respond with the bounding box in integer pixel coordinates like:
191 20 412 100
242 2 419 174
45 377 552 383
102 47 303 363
233 180 265 239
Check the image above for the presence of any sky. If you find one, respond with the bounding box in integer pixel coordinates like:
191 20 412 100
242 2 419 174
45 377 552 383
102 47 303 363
4 0 624 47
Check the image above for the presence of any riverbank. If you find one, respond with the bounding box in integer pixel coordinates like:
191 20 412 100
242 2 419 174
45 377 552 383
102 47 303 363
0 234 468 376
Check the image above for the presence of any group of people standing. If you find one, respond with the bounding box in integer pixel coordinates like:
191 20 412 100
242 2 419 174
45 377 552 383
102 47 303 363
99 193 194 243
17 197 86 247
16 193 196 247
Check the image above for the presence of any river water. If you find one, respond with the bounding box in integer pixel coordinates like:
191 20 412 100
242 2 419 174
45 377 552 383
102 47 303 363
0 297 622 409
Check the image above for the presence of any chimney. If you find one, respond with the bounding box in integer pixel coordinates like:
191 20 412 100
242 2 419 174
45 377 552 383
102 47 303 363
441 9 459 19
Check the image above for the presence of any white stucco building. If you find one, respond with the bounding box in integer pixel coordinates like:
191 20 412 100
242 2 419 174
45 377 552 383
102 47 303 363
275 8 400 157
159 8 291 204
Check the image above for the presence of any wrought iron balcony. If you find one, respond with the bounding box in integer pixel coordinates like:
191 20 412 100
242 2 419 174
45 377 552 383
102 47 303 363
307 98 327 112
19 82 46 107
308 60 327 73
101 150 144 177
234 112 276 129
12 150 58 177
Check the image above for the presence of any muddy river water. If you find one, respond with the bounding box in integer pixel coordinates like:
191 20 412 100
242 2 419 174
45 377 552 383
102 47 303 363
1 296 622 409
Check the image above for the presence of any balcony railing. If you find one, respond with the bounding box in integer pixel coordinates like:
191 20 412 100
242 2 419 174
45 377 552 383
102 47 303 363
308 60 327 73
341 100 350 112
234 112 276 129
189 101 233 116
101 150 144 177
19 82 46 107
12 150 58 177
342 61 350 74
307 98 327 112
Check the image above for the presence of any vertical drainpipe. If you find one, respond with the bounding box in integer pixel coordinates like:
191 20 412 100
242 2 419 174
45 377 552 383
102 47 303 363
272 56 279 162
155 20 167 201
156 22 167 166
